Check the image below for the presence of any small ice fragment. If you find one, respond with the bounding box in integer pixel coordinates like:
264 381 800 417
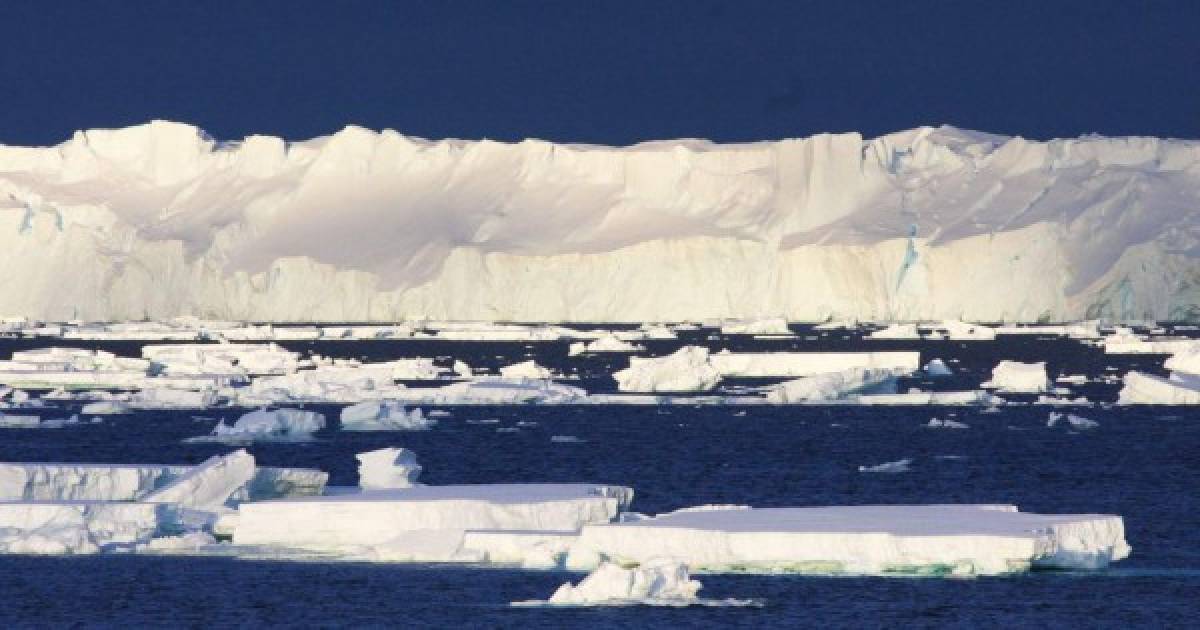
357 447 422 490
858 458 912 473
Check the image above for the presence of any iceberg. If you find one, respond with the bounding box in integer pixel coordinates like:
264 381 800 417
522 559 705 607
140 450 256 510
858 458 913 473
566 505 1130 575
613 347 721 393
339 401 434 431
356 448 422 490
982 361 1051 393
233 483 633 550
569 334 644 356
1117 371 1200 404
763 367 904 403
924 358 954 376
191 408 326 443
5 122 1196 323
709 351 919 378
498 360 554 379
0 501 162 554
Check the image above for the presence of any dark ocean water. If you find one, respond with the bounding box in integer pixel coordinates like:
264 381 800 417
0 330 1197 627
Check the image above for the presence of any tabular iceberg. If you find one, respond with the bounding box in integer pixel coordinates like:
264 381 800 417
2 121 1198 322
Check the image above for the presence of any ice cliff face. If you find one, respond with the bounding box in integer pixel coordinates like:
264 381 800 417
1 120 1198 322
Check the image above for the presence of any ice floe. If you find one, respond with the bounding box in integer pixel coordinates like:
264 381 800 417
613 347 721 393
982 361 1051 393
190 408 326 443
357 448 423 490
340 401 435 431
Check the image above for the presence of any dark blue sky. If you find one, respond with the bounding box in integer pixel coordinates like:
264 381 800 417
1 1 1197 146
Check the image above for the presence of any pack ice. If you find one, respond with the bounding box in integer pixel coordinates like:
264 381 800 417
2 121 1198 322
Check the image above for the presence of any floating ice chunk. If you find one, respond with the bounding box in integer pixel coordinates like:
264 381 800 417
1035 395 1092 406
926 418 969 429
394 378 586 405
858 458 913 473
0 413 42 428
710 351 919 378
764 367 902 403
929 320 996 341
80 400 132 415
854 390 1002 406
1117 371 1200 404
1047 412 1099 430
340 401 435 431
382 358 442 380
1163 349 1200 377
233 483 633 550
191 408 325 443
567 505 1129 575
143 343 302 376
982 361 1050 393
453 360 473 377
138 531 217 553
551 435 585 444
924 359 953 377
613 347 721 393
569 334 644 355
130 387 219 410
499 360 554 379
357 448 422 490
141 450 256 510
523 559 704 607
242 364 405 404
867 324 920 340
720 317 791 336
0 502 162 555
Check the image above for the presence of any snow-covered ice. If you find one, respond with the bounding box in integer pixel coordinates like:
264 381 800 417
613 347 721 393
339 401 435 431
567 505 1130 575
982 361 1051 393
356 448 422 490
191 408 326 443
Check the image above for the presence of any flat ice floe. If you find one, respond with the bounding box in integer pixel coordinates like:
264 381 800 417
566 505 1130 575
982 361 1051 393
233 483 634 550
709 351 919 378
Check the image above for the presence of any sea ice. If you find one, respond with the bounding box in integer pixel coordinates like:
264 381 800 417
1047 412 1099 430
613 347 721 393
566 505 1130 575
982 361 1051 393
498 360 554 379
525 559 704 607
357 448 422 490
1117 371 1200 404
340 401 435 431
709 351 919 378
858 458 913 473
191 408 326 443
926 418 969 429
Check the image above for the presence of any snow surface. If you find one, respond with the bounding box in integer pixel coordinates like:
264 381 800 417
568 505 1130 575
356 448 422 490
191 408 325 443
613 347 721 393
233 483 633 549
3 122 1197 322
982 361 1051 393
340 401 434 431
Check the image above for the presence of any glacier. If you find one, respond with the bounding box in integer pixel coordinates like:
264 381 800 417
2 121 1198 322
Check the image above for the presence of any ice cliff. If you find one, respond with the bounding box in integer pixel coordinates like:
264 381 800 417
2 120 1198 322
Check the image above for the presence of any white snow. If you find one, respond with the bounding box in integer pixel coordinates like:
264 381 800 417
763 367 904 403
613 347 721 393
867 324 920 340
1047 413 1099 430
1118 371 1200 404
982 361 1051 393
5 122 1195 322
924 359 953 376
527 559 704 607
233 483 633 550
356 448 422 490
141 450 256 510
709 351 919 378
340 401 435 431
567 505 1130 575
498 360 554 379
858 458 913 473
193 408 325 443
926 418 969 429
569 334 644 355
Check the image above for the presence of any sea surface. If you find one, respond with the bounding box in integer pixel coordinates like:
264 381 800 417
0 329 1197 627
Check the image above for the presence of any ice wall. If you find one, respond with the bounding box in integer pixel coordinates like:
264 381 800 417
2 121 1198 321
